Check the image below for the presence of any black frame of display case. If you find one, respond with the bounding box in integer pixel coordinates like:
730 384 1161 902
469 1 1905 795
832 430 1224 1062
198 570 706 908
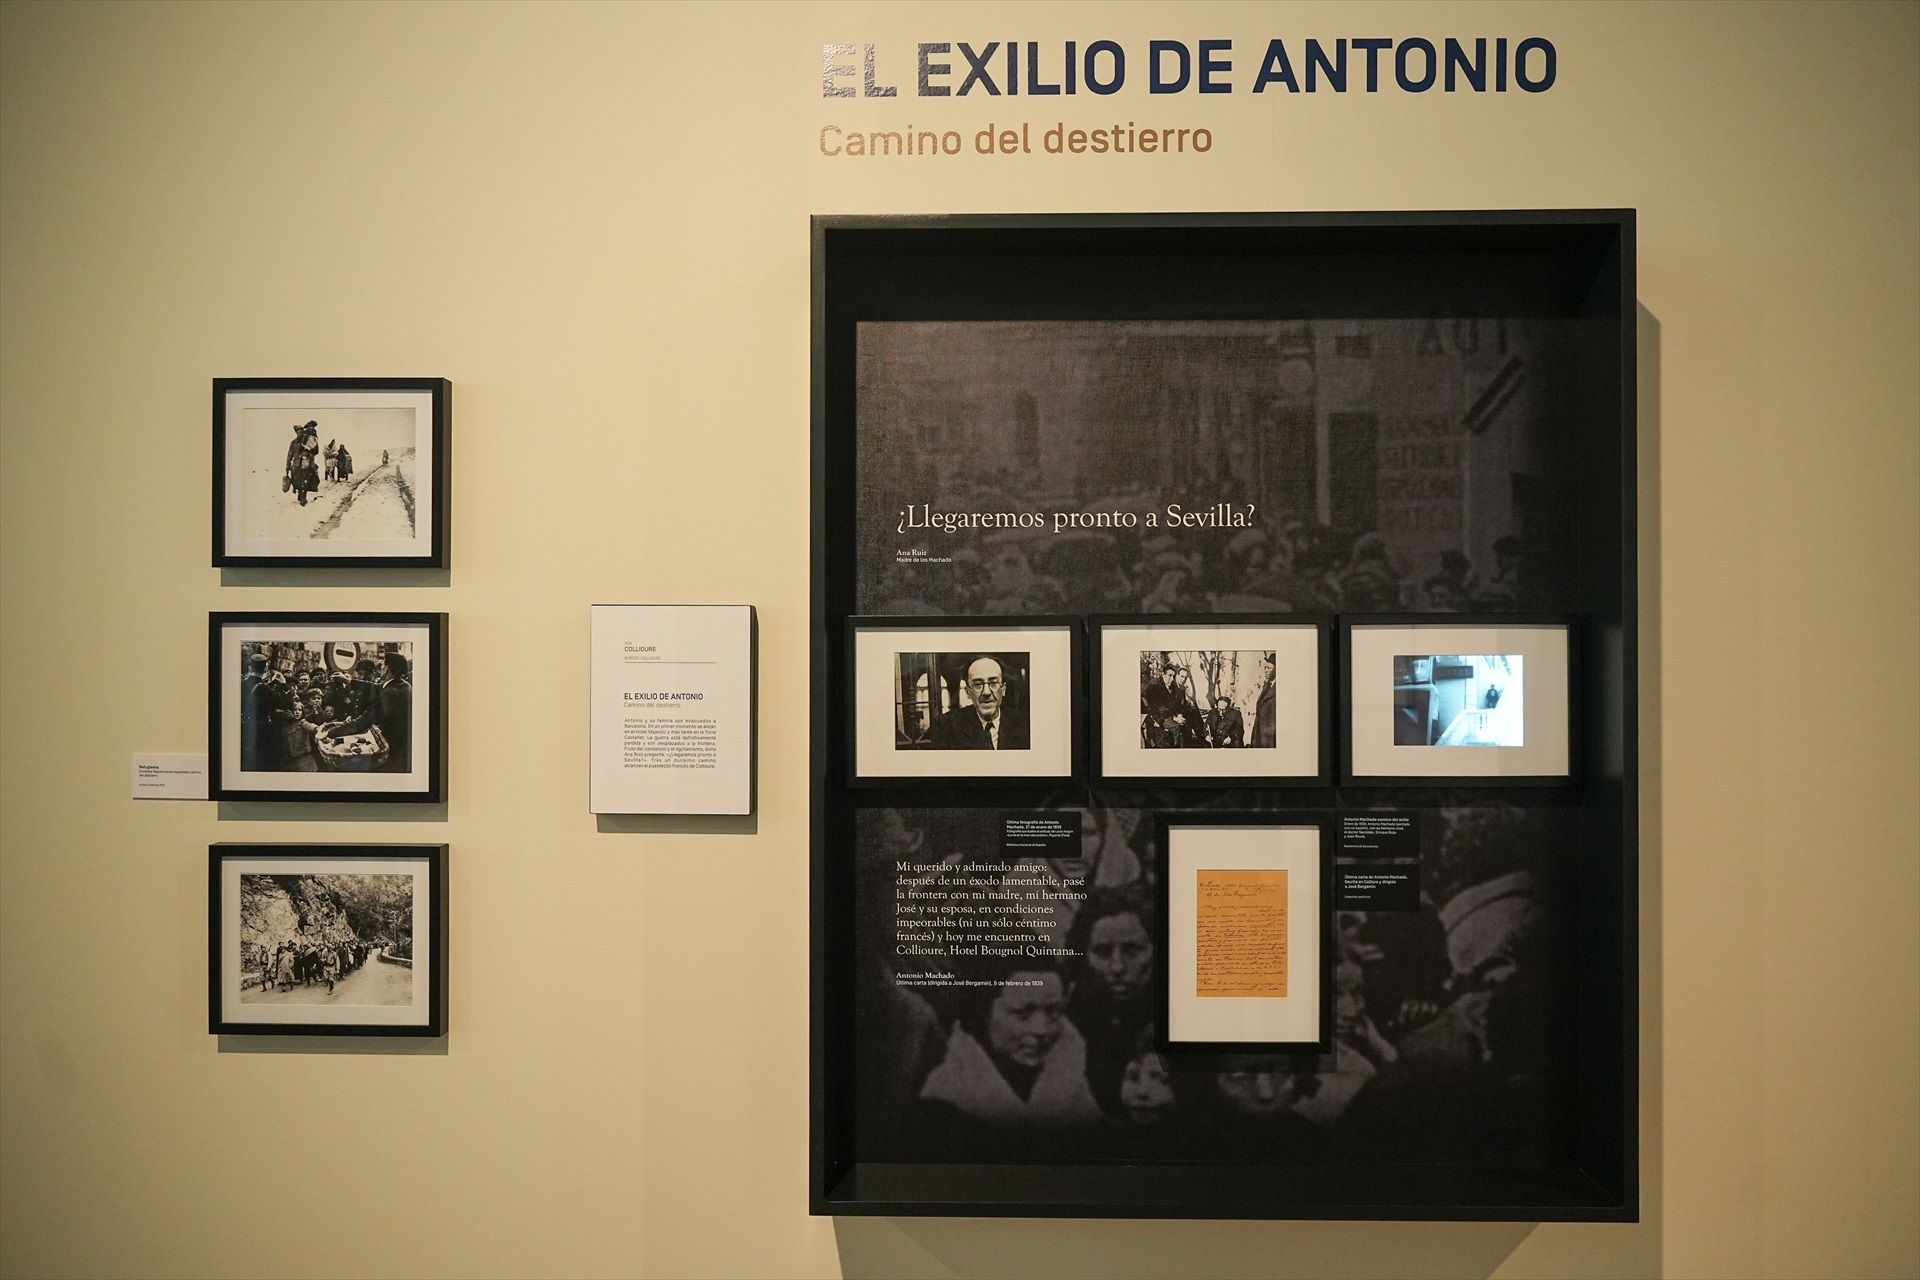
207 610 449 804
1088 612 1334 787
1152 811 1335 1055
211 376 452 569
811 210 1637 1221
207 843 448 1037
1339 612 1581 786
844 614 1085 787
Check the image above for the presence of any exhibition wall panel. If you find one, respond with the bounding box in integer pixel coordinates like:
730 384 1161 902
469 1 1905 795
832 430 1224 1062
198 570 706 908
2 2 1915 1277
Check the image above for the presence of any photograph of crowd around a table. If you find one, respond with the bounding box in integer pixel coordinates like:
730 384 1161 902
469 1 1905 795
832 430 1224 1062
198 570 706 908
237 638 413 775
854 803 1564 1165
209 612 444 803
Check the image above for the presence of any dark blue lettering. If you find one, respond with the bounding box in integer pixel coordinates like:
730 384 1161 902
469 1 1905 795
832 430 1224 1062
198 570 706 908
1252 39 1298 93
1515 37 1555 91
918 43 952 97
1354 37 1391 91
1444 38 1486 91
1306 39 1345 92
1198 39 1231 93
1396 38 1436 92
1150 40 1191 93
1085 40 1125 94
958 42 1001 96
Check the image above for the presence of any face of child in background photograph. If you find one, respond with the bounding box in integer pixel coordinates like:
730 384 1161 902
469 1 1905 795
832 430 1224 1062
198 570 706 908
1120 1051 1175 1124
986 972 1067 1069
1216 1063 1298 1119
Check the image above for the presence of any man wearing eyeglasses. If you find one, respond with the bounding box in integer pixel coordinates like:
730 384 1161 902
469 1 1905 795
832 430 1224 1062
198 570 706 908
929 655 1029 750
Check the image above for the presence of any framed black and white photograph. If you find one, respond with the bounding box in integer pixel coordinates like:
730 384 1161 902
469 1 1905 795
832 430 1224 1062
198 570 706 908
1155 813 1332 1055
212 377 450 568
209 844 447 1037
1342 614 1576 784
208 612 447 803
1092 615 1330 785
848 616 1080 784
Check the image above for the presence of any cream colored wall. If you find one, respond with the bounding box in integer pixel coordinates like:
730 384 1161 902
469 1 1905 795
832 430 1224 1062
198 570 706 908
1 3 1914 1277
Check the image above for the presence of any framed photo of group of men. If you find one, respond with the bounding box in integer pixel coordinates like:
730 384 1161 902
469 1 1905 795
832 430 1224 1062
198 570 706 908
1093 614 1330 786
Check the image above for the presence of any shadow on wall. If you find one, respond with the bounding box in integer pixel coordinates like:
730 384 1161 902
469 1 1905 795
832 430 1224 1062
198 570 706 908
833 1217 1535 1280
830 305 1668 1280
217 1035 446 1057
218 802 449 823
595 813 758 836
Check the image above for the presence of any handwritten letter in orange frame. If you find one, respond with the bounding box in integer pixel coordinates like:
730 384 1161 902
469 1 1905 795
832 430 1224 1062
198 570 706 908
1195 869 1289 998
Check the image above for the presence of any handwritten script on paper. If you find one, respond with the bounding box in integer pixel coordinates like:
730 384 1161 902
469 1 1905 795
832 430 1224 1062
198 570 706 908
1195 869 1289 998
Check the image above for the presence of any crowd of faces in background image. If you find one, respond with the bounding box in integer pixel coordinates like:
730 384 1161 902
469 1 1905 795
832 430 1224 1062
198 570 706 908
856 804 1562 1164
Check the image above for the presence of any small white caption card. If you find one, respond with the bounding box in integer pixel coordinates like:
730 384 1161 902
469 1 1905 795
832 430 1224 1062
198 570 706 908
131 753 209 800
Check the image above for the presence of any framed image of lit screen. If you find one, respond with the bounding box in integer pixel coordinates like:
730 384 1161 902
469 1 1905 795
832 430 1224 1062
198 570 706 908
1342 615 1576 784
1156 813 1332 1054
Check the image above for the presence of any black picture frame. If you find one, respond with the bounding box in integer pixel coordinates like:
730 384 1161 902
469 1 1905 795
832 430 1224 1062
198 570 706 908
208 843 448 1038
843 615 1085 788
1338 612 1580 786
1088 612 1334 787
812 211 1638 1223
211 376 451 569
1152 810 1335 1056
208 611 448 804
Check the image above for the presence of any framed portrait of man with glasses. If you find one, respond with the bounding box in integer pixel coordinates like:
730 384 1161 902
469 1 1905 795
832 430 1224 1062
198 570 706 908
847 616 1081 784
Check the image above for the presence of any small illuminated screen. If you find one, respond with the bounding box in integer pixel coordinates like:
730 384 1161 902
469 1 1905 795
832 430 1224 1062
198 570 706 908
1392 654 1523 747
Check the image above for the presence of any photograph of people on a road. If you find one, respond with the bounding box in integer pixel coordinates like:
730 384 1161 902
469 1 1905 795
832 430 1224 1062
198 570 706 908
211 844 445 1036
238 872 416 1007
239 405 418 541
214 379 447 567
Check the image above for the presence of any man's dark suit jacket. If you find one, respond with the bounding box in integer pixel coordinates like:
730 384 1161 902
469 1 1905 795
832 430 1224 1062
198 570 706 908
928 705 1029 751
1251 679 1277 749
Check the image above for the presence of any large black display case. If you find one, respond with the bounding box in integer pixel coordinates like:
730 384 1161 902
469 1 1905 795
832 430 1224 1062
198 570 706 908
811 211 1637 1220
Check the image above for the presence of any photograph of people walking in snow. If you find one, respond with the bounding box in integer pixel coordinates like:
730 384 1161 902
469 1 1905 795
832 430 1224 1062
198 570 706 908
210 845 446 1036
213 378 448 567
